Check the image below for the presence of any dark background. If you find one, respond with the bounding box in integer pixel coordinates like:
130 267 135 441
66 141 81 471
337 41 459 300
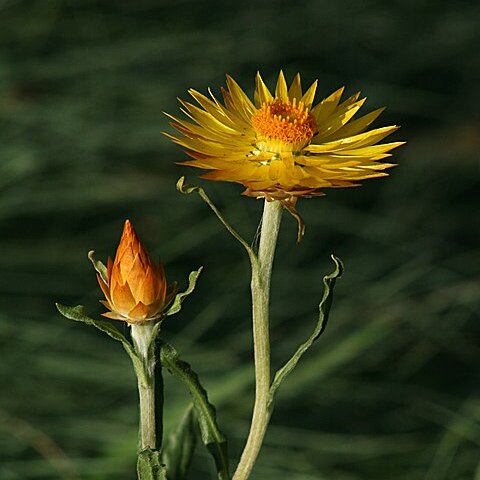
1 0 479 479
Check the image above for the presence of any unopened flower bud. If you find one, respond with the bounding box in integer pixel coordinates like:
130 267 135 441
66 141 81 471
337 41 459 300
97 220 175 324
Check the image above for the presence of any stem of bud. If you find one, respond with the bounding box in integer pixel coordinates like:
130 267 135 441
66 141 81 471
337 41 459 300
131 323 160 451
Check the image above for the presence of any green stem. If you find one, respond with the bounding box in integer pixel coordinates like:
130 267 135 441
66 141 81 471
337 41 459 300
155 361 164 450
131 323 159 451
233 199 283 480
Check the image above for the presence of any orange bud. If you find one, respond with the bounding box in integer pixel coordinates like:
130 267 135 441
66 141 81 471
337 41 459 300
97 220 176 324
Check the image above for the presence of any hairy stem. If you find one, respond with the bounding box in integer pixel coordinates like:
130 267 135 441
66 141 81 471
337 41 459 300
233 199 283 480
131 323 158 451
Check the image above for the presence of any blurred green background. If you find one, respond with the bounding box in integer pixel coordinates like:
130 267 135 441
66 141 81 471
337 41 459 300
1 0 479 479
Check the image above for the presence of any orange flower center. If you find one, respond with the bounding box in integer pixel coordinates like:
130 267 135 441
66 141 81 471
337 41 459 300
252 98 317 153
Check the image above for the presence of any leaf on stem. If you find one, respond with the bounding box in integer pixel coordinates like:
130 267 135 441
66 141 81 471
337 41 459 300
129 267 203 362
176 176 256 264
137 449 168 480
268 255 344 409
166 267 203 317
55 303 146 384
160 341 230 480
161 405 197 480
87 250 108 284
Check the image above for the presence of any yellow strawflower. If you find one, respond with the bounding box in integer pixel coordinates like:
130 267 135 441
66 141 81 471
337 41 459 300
166 71 404 202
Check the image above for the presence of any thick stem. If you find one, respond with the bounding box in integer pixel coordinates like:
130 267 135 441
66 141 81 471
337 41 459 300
137 382 156 450
233 199 283 480
131 323 157 451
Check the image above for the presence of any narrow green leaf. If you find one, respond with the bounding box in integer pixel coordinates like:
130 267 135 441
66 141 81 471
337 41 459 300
87 250 108 284
55 303 146 383
176 176 256 265
268 255 344 409
166 267 203 317
161 405 197 480
137 449 168 480
160 341 230 480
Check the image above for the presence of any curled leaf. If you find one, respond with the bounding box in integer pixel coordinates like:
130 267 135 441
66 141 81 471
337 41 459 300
176 176 197 195
166 267 203 317
268 255 344 409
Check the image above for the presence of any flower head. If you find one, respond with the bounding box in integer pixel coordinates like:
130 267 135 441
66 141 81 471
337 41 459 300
166 71 404 202
97 220 176 324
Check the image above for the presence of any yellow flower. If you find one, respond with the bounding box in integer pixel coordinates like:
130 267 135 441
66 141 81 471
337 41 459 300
97 220 176 324
166 71 404 201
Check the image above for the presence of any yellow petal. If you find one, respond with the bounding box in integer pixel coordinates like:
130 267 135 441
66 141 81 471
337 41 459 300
311 87 345 123
275 70 289 101
322 107 386 141
314 99 366 139
306 126 399 153
225 75 256 120
300 80 318 109
178 99 238 134
254 72 273 107
337 92 361 110
339 141 405 156
288 73 303 101
187 89 243 132
268 159 283 181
